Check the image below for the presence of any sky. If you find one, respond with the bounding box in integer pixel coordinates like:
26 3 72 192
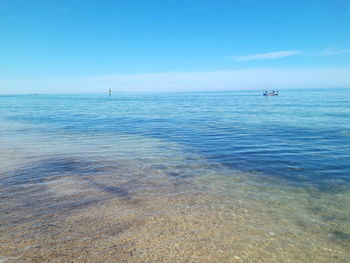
0 0 349 93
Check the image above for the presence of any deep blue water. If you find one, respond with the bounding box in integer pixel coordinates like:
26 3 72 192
1 88 350 187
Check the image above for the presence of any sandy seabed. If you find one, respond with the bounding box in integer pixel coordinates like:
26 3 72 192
1 156 349 263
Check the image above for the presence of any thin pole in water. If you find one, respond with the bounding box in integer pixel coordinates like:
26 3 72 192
109 88 111 96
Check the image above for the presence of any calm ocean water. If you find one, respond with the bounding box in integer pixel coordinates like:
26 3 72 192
0 89 350 262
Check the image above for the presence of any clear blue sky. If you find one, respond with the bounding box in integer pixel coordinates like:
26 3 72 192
0 0 349 93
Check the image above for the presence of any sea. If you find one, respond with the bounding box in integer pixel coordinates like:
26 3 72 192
0 88 349 262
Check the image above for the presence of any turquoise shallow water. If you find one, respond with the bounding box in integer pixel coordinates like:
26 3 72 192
1 89 349 185
0 89 350 262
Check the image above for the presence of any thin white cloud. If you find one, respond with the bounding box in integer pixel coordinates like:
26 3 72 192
234 50 300 61
319 47 350 56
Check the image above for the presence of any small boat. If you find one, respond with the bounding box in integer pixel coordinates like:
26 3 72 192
263 90 278 96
